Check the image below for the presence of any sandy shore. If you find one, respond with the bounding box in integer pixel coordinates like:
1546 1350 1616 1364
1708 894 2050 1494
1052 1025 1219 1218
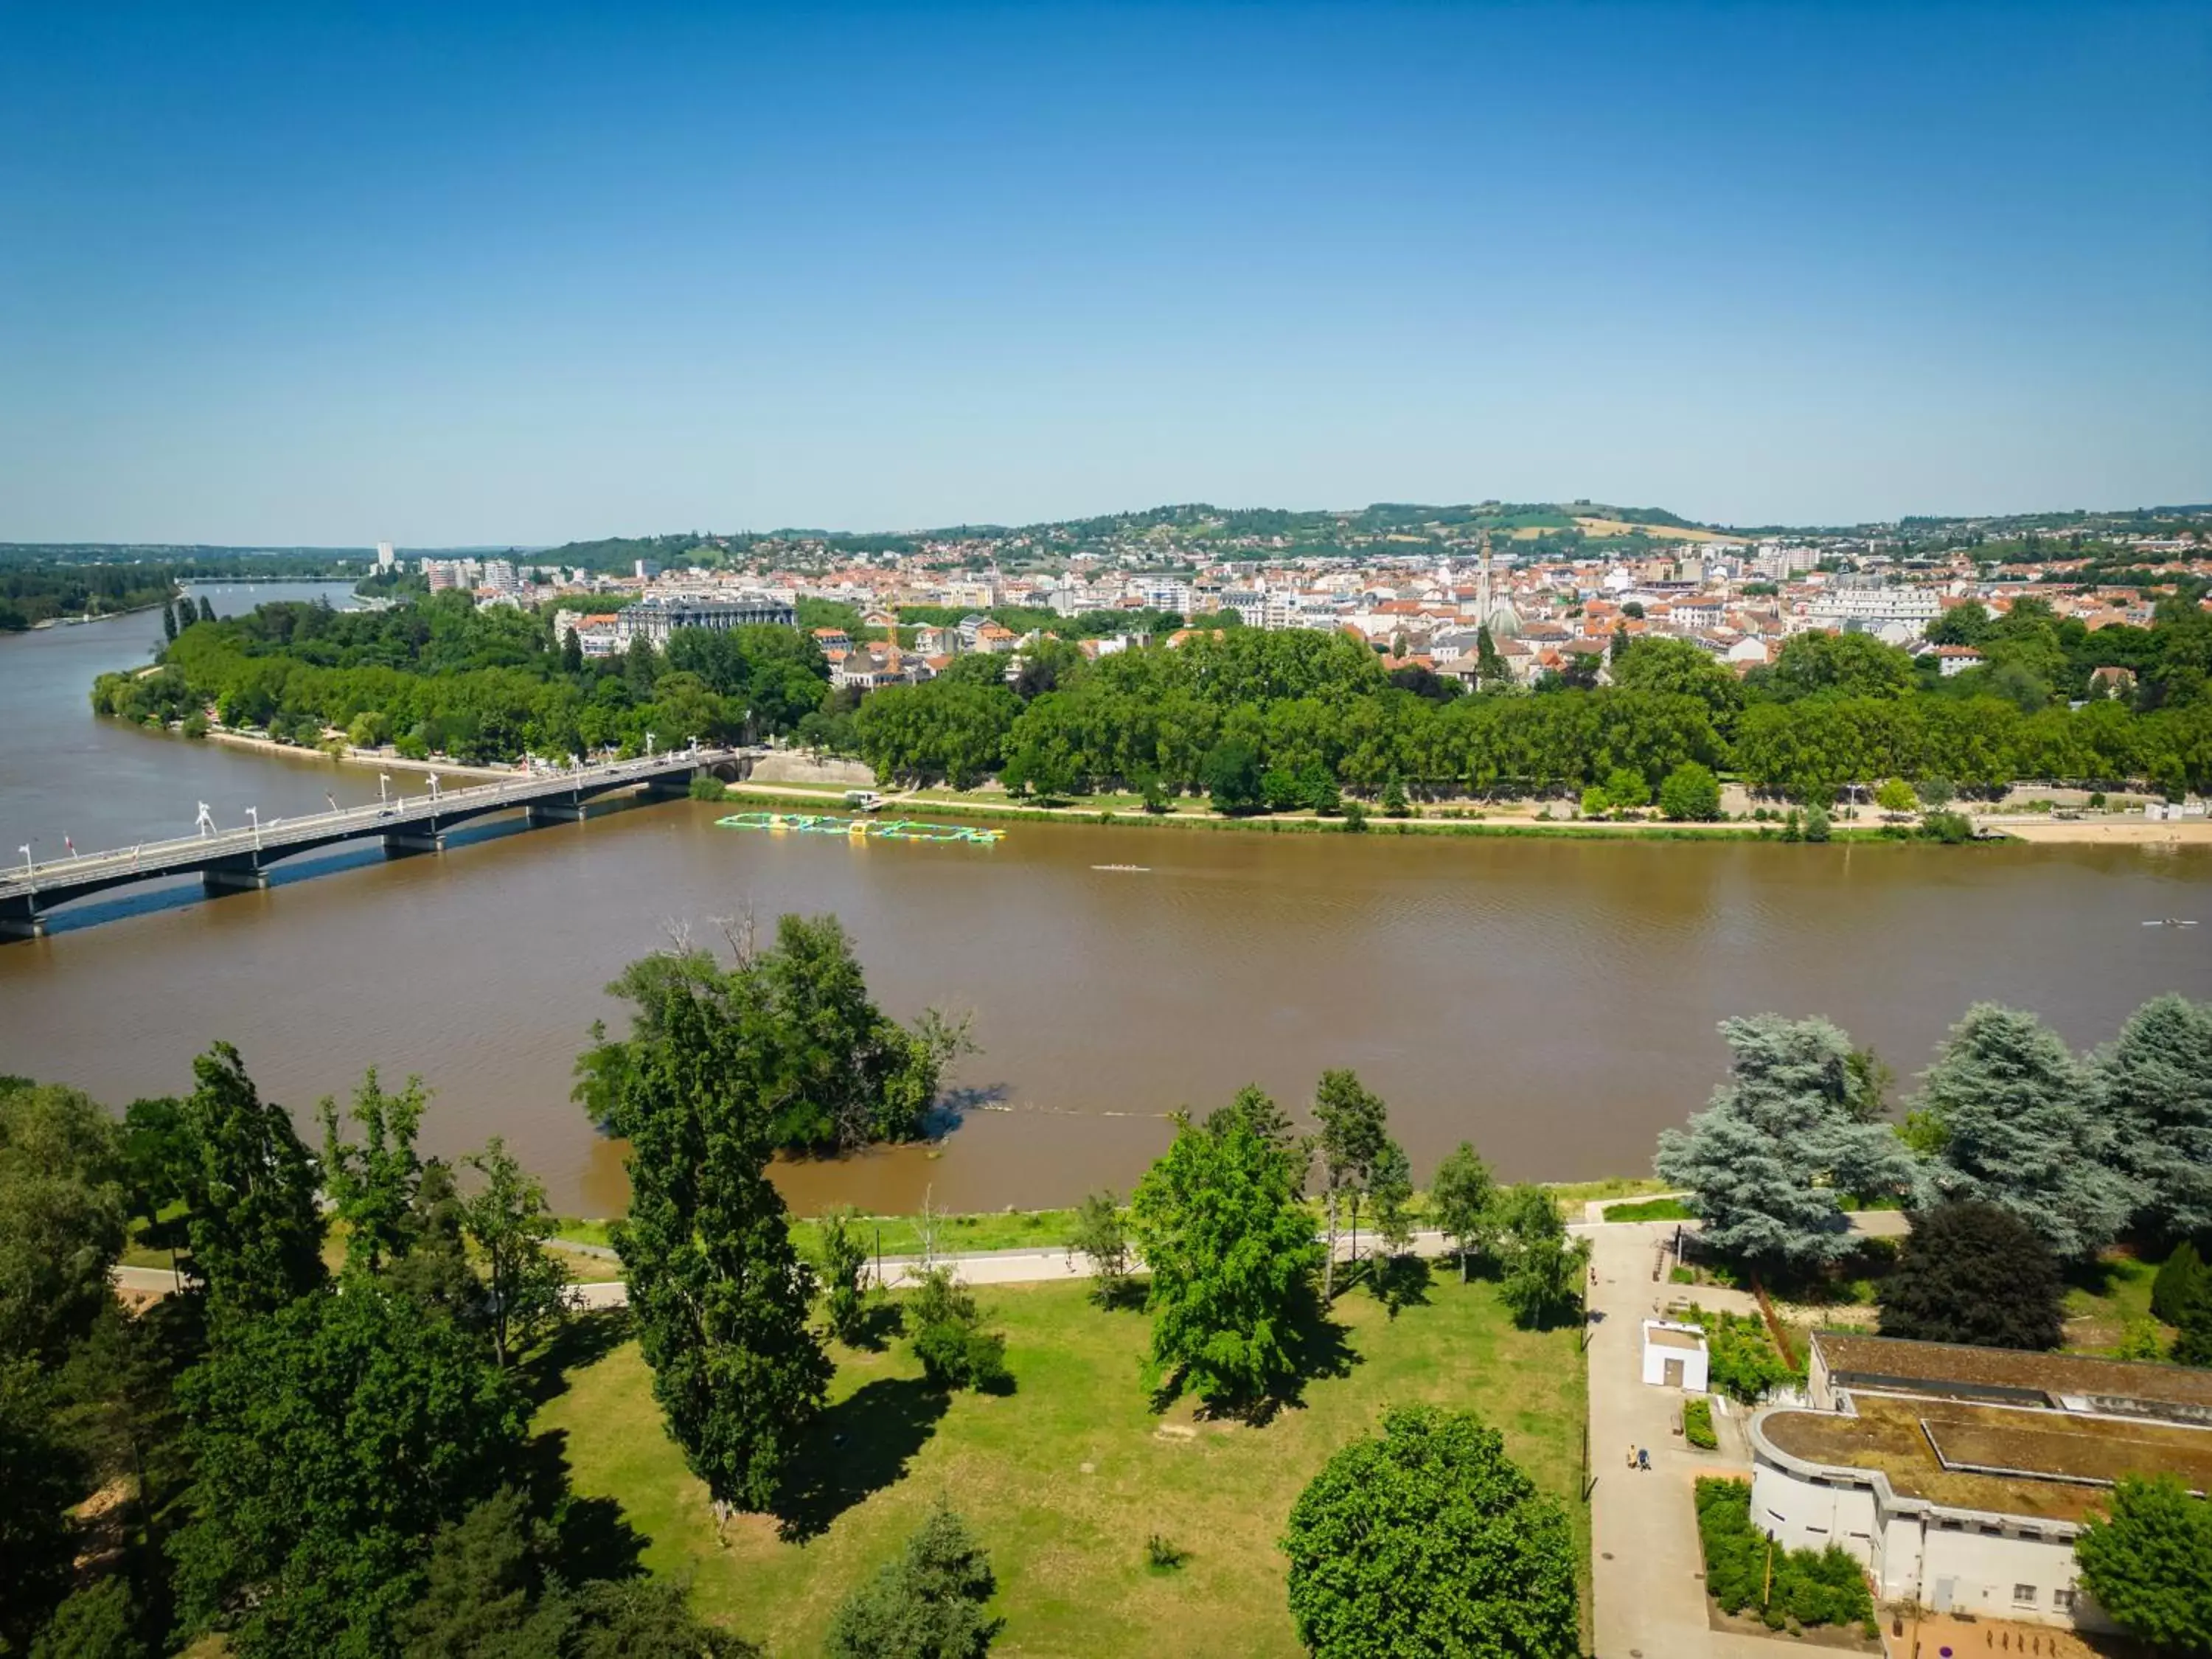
1992 816 2212 845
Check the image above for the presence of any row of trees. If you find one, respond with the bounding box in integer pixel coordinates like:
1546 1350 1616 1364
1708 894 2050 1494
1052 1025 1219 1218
851 626 2212 803
0 1055 745 1658
1656 995 2212 1280
0 566 183 630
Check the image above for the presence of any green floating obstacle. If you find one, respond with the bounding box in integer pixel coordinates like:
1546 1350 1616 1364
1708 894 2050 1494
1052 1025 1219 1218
717 811 1003 845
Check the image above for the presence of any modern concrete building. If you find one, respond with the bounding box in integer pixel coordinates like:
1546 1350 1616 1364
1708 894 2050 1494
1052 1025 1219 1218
1747 1332 2212 1631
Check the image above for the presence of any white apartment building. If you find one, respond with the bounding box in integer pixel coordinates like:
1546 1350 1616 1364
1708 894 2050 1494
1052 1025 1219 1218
1748 1332 2212 1632
1804 583 1942 634
613 594 799 648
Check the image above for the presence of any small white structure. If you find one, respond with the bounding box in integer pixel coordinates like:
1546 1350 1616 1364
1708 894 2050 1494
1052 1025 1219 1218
1641 1319 1709 1391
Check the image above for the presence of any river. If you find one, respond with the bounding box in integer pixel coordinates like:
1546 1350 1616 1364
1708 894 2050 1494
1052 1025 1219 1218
3 591 2207 1217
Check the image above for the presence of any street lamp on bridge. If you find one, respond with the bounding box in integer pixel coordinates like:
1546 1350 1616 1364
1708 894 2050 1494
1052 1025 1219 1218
246 807 261 851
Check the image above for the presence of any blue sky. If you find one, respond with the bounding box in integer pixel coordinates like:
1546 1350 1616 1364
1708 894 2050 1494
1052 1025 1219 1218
1 1 2205 544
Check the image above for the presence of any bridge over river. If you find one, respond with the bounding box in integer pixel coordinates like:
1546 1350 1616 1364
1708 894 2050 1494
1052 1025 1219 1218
1 747 749 938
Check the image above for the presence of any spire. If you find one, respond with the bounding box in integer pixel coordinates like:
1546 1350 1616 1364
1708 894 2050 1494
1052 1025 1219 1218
1477 530 1495 626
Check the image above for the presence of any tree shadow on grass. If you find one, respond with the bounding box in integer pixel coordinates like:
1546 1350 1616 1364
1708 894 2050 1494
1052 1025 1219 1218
1366 1252 1434 1319
518 1425 651 1585
773 1377 950 1543
842 1300 906 1352
519 1306 635 1409
1153 1301 1363 1426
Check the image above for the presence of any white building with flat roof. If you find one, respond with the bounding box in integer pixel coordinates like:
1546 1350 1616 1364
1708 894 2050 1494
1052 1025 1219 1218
1747 1331 2212 1632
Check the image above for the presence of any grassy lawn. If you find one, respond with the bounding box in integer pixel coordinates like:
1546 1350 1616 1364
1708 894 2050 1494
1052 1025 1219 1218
2062 1249 2171 1354
535 1273 1588 1658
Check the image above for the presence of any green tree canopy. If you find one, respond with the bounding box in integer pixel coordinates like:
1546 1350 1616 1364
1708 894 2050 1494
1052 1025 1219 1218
826 1500 999 1659
1281 1405 1579 1659
2094 995 2212 1242
0 1079 129 1366
1879 1200 2065 1350
168 1279 526 1658
176 1043 326 1329
611 986 832 1514
1428 1142 1497 1283
1658 761 1722 821
1655 1016 1916 1273
2073 1475 2212 1655
1912 1004 2136 1262
1129 1105 1326 1411
581 917 967 1153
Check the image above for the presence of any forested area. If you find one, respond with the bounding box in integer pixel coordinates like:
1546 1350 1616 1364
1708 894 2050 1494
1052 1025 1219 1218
0 566 180 630
0 1060 748 1658
854 605 2212 803
89 593 830 765
82 582 2212 801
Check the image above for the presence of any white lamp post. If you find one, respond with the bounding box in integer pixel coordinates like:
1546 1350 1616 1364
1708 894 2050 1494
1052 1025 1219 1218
18 844 32 892
246 807 261 850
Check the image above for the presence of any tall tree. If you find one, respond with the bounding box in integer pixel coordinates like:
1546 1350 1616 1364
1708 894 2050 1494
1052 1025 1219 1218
613 987 831 1514
2073 1476 2212 1655
163 599 180 643
1429 1142 1498 1283
1069 1190 1133 1309
176 1043 324 1328
167 1279 526 1658
1879 1201 2065 1350
826 1500 999 1659
1491 1186 1592 1330
1129 1107 1326 1411
319 1068 430 1276
1913 1004 2136 1261
1655 1017 1916 1274
817 1206 872 1346
1281 1405 1579 1659
0 1359 86 1654
1314 1070 1389 1301
0 1079 129 1366
196 595 215 625
2094 995 2212 1243
459 1138 566 1367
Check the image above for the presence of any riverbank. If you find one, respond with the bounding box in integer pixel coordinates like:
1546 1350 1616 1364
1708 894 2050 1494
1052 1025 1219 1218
1994 816 2212 845
717 784 1995 844
198 724 511 779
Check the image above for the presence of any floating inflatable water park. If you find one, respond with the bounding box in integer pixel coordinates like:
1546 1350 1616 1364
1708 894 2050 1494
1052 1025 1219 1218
717 810 1004 846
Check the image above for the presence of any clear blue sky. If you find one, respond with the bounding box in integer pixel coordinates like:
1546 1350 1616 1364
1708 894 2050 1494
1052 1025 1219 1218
2 1 2205 544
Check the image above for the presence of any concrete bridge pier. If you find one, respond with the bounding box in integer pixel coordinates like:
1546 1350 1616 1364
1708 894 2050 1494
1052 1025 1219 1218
0 895 46 939
525 800 586 825
382 828 445 855
639 776 695 802
201 858 269 894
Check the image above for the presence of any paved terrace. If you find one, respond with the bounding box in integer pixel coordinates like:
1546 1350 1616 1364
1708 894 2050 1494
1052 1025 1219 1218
2 747 747 937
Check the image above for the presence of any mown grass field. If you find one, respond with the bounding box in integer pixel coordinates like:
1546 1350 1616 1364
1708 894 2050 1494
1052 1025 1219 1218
534 1273 1589 1658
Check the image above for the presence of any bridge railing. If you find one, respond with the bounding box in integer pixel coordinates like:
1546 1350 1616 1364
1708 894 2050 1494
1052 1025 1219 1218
1 749 733 897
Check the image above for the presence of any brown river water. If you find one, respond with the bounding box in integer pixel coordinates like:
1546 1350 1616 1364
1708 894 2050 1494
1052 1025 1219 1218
4 591 2208 1217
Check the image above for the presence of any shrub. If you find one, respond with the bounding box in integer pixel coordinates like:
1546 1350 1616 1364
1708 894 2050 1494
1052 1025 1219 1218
1682 1305 1795 1403
1144 1534 1188 1572
1920 810 1973 844
1801 805 1832 843
1382 775 1410 817
2151 1240 2207 1325
1340 801 1368 833
1684 1397 1717 1449
906 1267 1010 1392
180 710 209 740
1659 763 1722 822
687 773 728 801
1696 1478 1871 1630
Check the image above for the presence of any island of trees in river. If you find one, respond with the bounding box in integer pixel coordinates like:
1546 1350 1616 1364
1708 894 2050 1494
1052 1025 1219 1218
88 586 2212 807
